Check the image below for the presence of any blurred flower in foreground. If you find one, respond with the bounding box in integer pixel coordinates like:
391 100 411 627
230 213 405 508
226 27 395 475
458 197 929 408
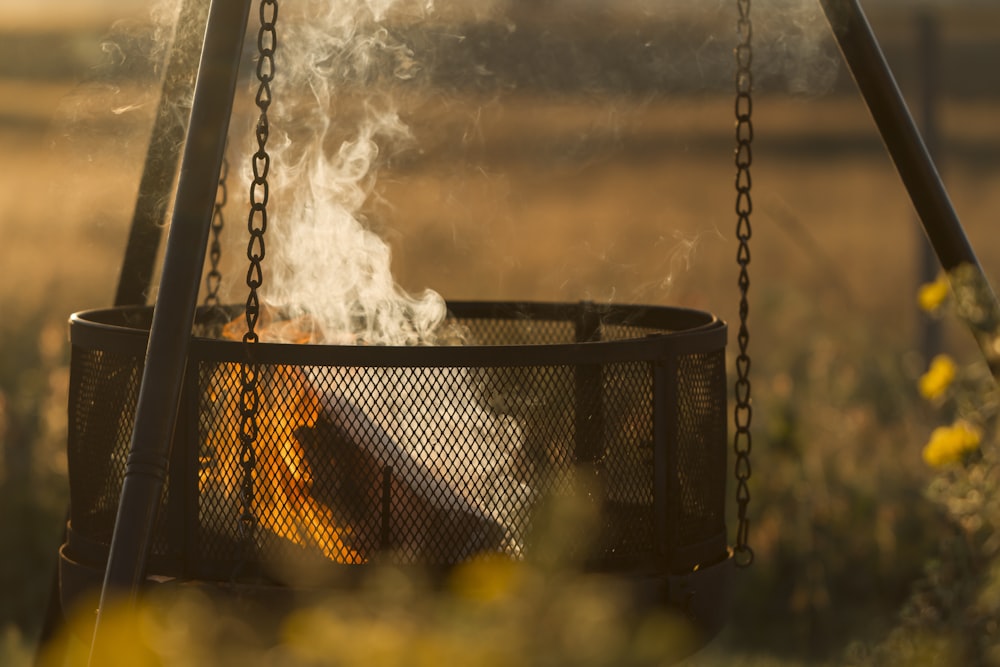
918 274 950 313
922 420 981 468
919 354 957 400
449 553 523 604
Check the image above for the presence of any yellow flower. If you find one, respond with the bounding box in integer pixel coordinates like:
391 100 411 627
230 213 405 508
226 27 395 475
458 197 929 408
449 554 522 604
922 420 981 468
918 354 957 400
918 275 950 312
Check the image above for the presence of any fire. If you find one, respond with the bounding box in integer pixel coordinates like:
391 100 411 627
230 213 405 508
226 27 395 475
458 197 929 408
199 314 365 565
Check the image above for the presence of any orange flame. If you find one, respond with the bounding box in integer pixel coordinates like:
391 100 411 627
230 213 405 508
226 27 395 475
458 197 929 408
200 316 365 565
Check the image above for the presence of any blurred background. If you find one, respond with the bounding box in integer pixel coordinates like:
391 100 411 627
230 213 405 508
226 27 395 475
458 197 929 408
2 0 999 664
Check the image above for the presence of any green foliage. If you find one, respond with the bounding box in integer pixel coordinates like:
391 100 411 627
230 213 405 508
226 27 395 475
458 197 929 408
714 286 940 660
854 267 1000 666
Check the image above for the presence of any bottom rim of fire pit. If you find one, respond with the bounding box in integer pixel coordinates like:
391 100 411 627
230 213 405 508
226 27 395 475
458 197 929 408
57 541 733 662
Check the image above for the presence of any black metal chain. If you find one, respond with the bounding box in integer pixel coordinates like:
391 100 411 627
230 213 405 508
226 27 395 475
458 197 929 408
238 0 278 554
204 153 228 308
733 0 754 568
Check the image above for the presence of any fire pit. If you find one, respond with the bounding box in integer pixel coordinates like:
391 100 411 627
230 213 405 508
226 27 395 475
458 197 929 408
62 301 728 599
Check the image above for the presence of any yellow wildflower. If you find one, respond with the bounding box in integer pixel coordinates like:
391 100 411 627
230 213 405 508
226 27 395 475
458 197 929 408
918 354 957 400
918 275 950 313
449 554 522 604
922 420 981 468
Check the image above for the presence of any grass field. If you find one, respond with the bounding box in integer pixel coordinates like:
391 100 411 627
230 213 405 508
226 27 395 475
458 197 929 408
2 2 1000 665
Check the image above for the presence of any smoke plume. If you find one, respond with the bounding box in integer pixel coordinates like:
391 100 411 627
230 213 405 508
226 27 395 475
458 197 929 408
246 0 444 345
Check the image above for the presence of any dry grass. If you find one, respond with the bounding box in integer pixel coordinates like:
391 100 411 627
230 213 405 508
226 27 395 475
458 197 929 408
8 84 996 353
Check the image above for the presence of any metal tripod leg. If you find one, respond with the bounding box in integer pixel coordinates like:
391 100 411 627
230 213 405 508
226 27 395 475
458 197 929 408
89 0 254 662
114 1 213 307
819 0 1000 380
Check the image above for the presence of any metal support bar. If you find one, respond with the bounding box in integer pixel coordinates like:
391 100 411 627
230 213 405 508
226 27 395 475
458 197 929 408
114 0 212 307
818 0 1000 379
90 0 253 661
574 302 604 463
915 11 944 364
653 359 671 558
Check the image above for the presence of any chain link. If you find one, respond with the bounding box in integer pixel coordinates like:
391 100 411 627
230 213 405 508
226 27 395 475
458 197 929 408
238 0 278 555
733 0 754 568
204 153 228 308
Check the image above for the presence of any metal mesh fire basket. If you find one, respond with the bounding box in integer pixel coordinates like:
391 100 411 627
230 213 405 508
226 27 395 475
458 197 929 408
61 300 729 623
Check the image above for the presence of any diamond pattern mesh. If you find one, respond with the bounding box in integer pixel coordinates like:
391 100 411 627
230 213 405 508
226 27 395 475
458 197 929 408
66 304 728 581
461 316 575 346
67 346 170 552
674 350 728 545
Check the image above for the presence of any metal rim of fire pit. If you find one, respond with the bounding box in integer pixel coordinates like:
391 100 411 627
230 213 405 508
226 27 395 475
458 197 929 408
69 301 724 365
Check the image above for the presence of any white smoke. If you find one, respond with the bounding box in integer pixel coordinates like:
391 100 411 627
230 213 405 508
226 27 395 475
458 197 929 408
248 0 445 345
754 0 841 95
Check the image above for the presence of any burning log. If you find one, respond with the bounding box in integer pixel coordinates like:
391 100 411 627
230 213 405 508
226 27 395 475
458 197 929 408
307 365 528 559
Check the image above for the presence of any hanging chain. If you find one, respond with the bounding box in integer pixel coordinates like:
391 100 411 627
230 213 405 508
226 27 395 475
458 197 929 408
733 0 754 568
204 153 228 308
238 0 278 556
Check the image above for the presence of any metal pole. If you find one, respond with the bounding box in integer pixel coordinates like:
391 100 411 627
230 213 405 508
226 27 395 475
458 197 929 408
818 0 1000 379
90 0 252 660
114 0 212 307
915 10 943 364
